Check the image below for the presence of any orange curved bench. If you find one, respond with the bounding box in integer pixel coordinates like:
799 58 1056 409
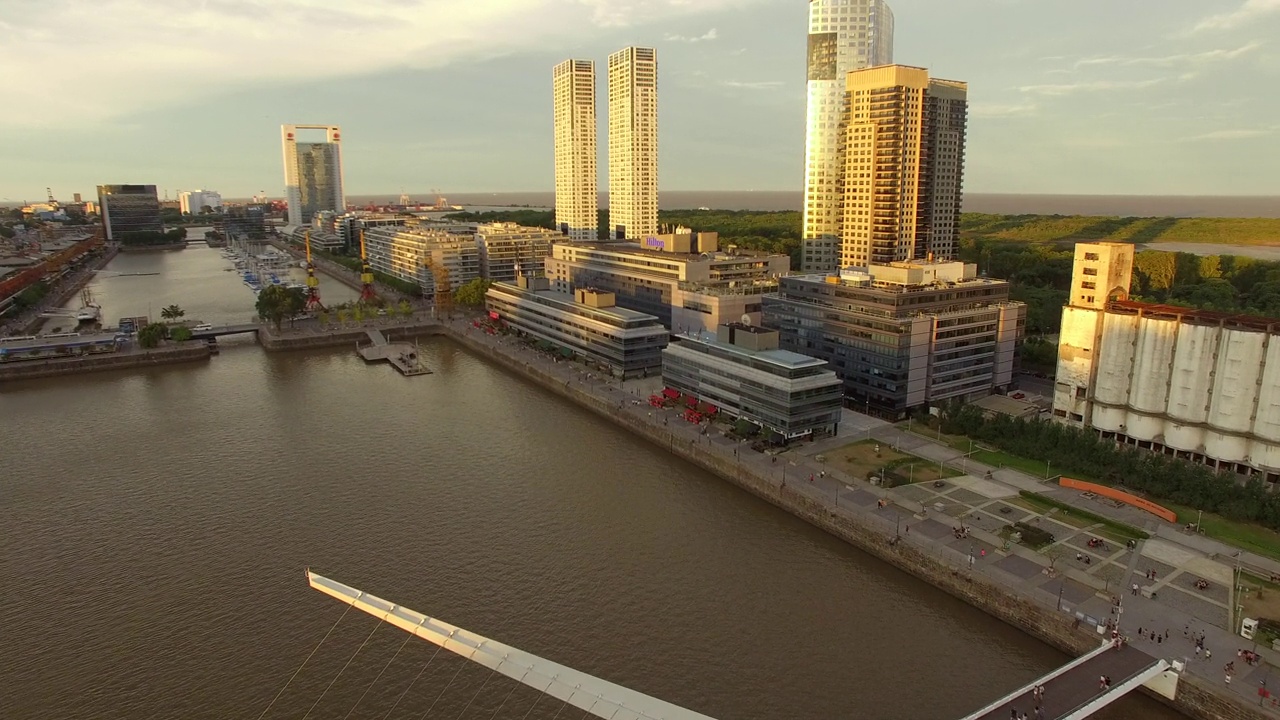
1058 477 1177 523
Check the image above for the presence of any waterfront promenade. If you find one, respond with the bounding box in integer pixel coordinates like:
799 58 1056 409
445 314 1280 719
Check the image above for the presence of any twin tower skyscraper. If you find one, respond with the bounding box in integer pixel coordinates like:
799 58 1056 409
553 48 658 243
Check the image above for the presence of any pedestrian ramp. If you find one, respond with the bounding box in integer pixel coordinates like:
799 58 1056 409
306 570 717 720
958 642 1172 720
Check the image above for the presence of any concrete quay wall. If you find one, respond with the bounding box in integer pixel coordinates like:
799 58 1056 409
445 328 1270 720
0 344 211 382
258 322 446 352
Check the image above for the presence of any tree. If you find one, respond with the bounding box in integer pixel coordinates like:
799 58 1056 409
0 225 14 238
398 299 413 319
317 310 329 327
137 323 167 348
454 278 493 307
169 326 193 342
336 308 349 326
160 305 185 321
199 205 214 215
256 284 306 331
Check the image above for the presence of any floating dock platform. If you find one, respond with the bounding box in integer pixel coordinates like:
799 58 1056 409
356 329 431 376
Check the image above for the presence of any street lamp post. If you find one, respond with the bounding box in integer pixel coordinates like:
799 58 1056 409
1046 460 1052 480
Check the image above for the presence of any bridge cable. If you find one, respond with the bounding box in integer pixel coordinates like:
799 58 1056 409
342 628 415 719
548 692 577 720
453 662 501 719
419 656 471 719
300 614 384 720
379 643 445 720
256 601 354 720
487 669 531 720
517 677 561 720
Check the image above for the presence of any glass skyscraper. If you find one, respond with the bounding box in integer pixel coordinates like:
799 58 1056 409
800 0 894 272
281 125 345 225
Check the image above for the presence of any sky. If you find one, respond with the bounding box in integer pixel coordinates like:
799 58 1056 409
0 0 1277 202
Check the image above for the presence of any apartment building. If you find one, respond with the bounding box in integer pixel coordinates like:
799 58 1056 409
553 59 598 242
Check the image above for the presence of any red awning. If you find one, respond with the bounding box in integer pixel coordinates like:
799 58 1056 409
662 388 680 399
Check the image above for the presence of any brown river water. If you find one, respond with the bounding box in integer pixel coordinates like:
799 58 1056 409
0 247 1180 719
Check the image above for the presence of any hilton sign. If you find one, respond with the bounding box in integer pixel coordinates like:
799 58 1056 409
644 236 664 249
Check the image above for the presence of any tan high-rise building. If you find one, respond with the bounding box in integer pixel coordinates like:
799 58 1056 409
838 65 967 268
801 0 894 272
607 47 658 241
553 59 598 242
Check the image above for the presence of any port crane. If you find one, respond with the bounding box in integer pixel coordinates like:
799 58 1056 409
424 257 452 319
303 230 325 311
357 230 380 305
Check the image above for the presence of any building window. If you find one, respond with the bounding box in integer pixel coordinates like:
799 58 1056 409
1084 253 1099 261
1081 281 1096 290
1083 268 1098 276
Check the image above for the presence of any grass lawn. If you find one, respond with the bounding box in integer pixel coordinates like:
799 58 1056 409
828 439 959 484
1163 502 1280 564
971 448 1056 479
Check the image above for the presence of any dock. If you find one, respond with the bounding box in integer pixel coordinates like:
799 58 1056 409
356 329 431 376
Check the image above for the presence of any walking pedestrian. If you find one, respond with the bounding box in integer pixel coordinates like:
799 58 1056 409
1132 583 1139 595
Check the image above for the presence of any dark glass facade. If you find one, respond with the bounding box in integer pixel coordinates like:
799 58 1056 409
763 273 1024 419
96 185 162 241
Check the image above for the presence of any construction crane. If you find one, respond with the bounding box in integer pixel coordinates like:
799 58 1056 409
46 187 55 205
358 230 380 305
303 230 325 311
424 257 452 319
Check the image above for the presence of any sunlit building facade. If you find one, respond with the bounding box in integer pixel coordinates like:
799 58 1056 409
840 65 967 267
801 0 894 272
281 124 345 225
553 59 598 242
607 47 658 241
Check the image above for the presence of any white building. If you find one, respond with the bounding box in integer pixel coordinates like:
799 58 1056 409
801 0 894 272
663 324 844 440
363 223 479 296
475 223 562 283
545 228 790 334
607 47 658 241
553 59 598 242
178 190 222 215
487 276 669 378
1055 242 1280 482
281 124 345 225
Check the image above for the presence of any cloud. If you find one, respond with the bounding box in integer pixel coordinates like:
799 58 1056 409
970 101 1038 118
0 0 759 128
1019 78 1167 96
720 80 784 90
665 28 718 43
1194 0 1280 31
1182 128 1275 142
1074 41 1263 69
